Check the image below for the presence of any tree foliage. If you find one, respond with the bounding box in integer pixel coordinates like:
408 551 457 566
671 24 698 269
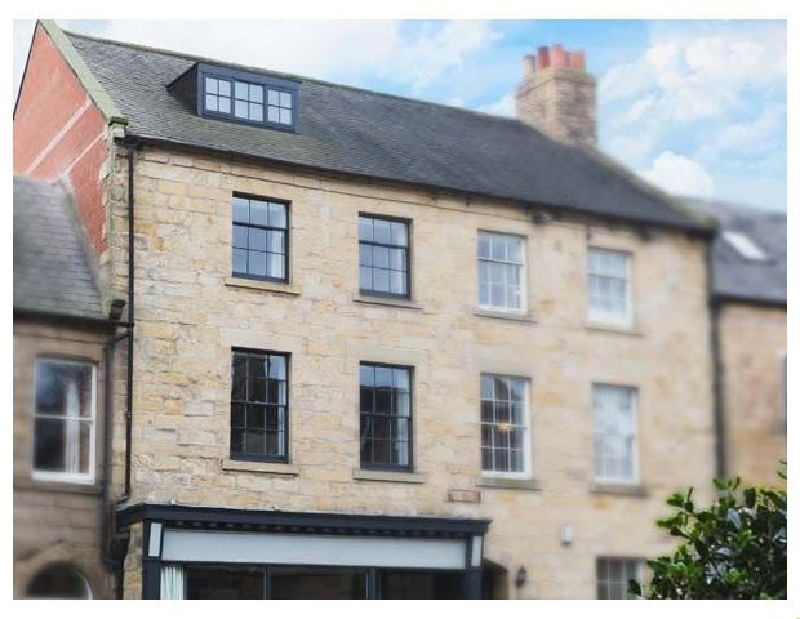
631 464 786 600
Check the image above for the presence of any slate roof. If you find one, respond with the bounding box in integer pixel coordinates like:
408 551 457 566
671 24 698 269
13 176 105 320
682 197 786 305
62 30 712 234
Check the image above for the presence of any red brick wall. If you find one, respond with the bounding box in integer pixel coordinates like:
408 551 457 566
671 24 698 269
14 24 109 255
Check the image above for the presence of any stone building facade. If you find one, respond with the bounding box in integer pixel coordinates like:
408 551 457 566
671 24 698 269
14 21 728 600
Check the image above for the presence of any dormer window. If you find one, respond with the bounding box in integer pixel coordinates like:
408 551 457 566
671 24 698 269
189 63 298 131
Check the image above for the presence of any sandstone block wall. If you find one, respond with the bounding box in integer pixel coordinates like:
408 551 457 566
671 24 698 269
109 145 714 599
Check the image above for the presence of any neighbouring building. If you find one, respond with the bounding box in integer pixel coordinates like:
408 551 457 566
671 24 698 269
13 176 128 599
14 22 721 600
684 198 787 487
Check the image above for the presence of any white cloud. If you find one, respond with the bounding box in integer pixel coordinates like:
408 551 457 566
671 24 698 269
702 103 785 157
601 21 786 122
61 20 498 97
619 93 657 126
639 151 714 199
477 92 514 117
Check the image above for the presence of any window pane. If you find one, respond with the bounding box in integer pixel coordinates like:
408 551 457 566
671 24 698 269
359 266 372 291
267 90 280 106
205 94 218 112
269 203 287 228
394 393 410 417
231 428 245 454
372 268 389 292
375 388 391 414
373 219 391 244
478 233 491 259
280 109 292 125
372 246 389 268
359 217 373 242
249 228 267 251
235 100 248 118
372 416 389 440
231 360 247 400
360 365 374 388
247 405 266 430
34 418 65 471
268 253 284 279
235 81 249 99
480 375 494 400
232 197 249 223
250 84 263 102
479 283 490 306
232 225 248 248
359 243 373 267
374 366 392 387
508 237 523 263
249 251 267 277
490 234 506 260
391 222 408 246
267 107 280 123
393 368 409 391
390 249 406 271
249 200 269 226
206 77 218 95
233 249 247 274
390 271 405 295
280 92 292 108
244 430 265 455
269 355 286 380
218 97 231 114
218 80 231 97
231 403 245 427
249 103 263 122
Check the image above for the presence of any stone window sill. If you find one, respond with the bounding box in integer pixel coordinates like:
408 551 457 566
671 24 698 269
221 458 300 476
352 468 426 484
352 295 423 310
475 476 541 491
585 321 644 337
14 477 102 495
474 309 536 323
589 481 649 497
224 276 301 296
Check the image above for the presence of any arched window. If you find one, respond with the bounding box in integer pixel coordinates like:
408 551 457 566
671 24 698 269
26 563 92 599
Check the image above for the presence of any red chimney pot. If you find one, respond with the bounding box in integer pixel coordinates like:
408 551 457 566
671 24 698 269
537 46 550 70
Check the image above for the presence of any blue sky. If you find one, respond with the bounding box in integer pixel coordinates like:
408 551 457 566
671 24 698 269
13 19 787 211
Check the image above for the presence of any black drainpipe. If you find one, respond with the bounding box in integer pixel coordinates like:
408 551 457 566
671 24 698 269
101 329 129 598
105 137 138 599
706 240 727 481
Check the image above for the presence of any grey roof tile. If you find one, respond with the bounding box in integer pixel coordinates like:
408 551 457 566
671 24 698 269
682 197 786 304
13 177 104 320
64 31 711 234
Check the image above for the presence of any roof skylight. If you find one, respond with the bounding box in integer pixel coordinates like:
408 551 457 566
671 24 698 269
722 231 766 261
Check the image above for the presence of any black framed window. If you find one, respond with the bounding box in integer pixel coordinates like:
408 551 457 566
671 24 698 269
359 363 412 470
231 349 288 461
359 215 410 298
198 63 298 131
232 195 288 281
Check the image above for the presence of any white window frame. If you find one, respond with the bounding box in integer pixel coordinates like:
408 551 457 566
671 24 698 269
479 374 532 479
477 231 527 313
596 557 644 600
592 384 638 485
587 247 633 327
32 358 96 484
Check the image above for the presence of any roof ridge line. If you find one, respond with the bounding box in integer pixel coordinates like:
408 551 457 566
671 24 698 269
63 26 529 127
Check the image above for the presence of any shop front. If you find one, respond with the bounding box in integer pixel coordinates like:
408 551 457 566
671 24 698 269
118 504 490 600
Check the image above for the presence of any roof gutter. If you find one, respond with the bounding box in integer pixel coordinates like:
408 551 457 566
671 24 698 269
13 307 125 329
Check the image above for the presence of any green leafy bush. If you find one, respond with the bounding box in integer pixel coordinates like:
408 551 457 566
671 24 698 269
631 464 786 600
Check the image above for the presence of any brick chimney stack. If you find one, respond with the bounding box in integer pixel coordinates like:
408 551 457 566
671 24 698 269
515 44 597 148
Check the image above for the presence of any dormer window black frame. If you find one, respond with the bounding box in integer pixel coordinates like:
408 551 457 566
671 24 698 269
196 63 299 132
